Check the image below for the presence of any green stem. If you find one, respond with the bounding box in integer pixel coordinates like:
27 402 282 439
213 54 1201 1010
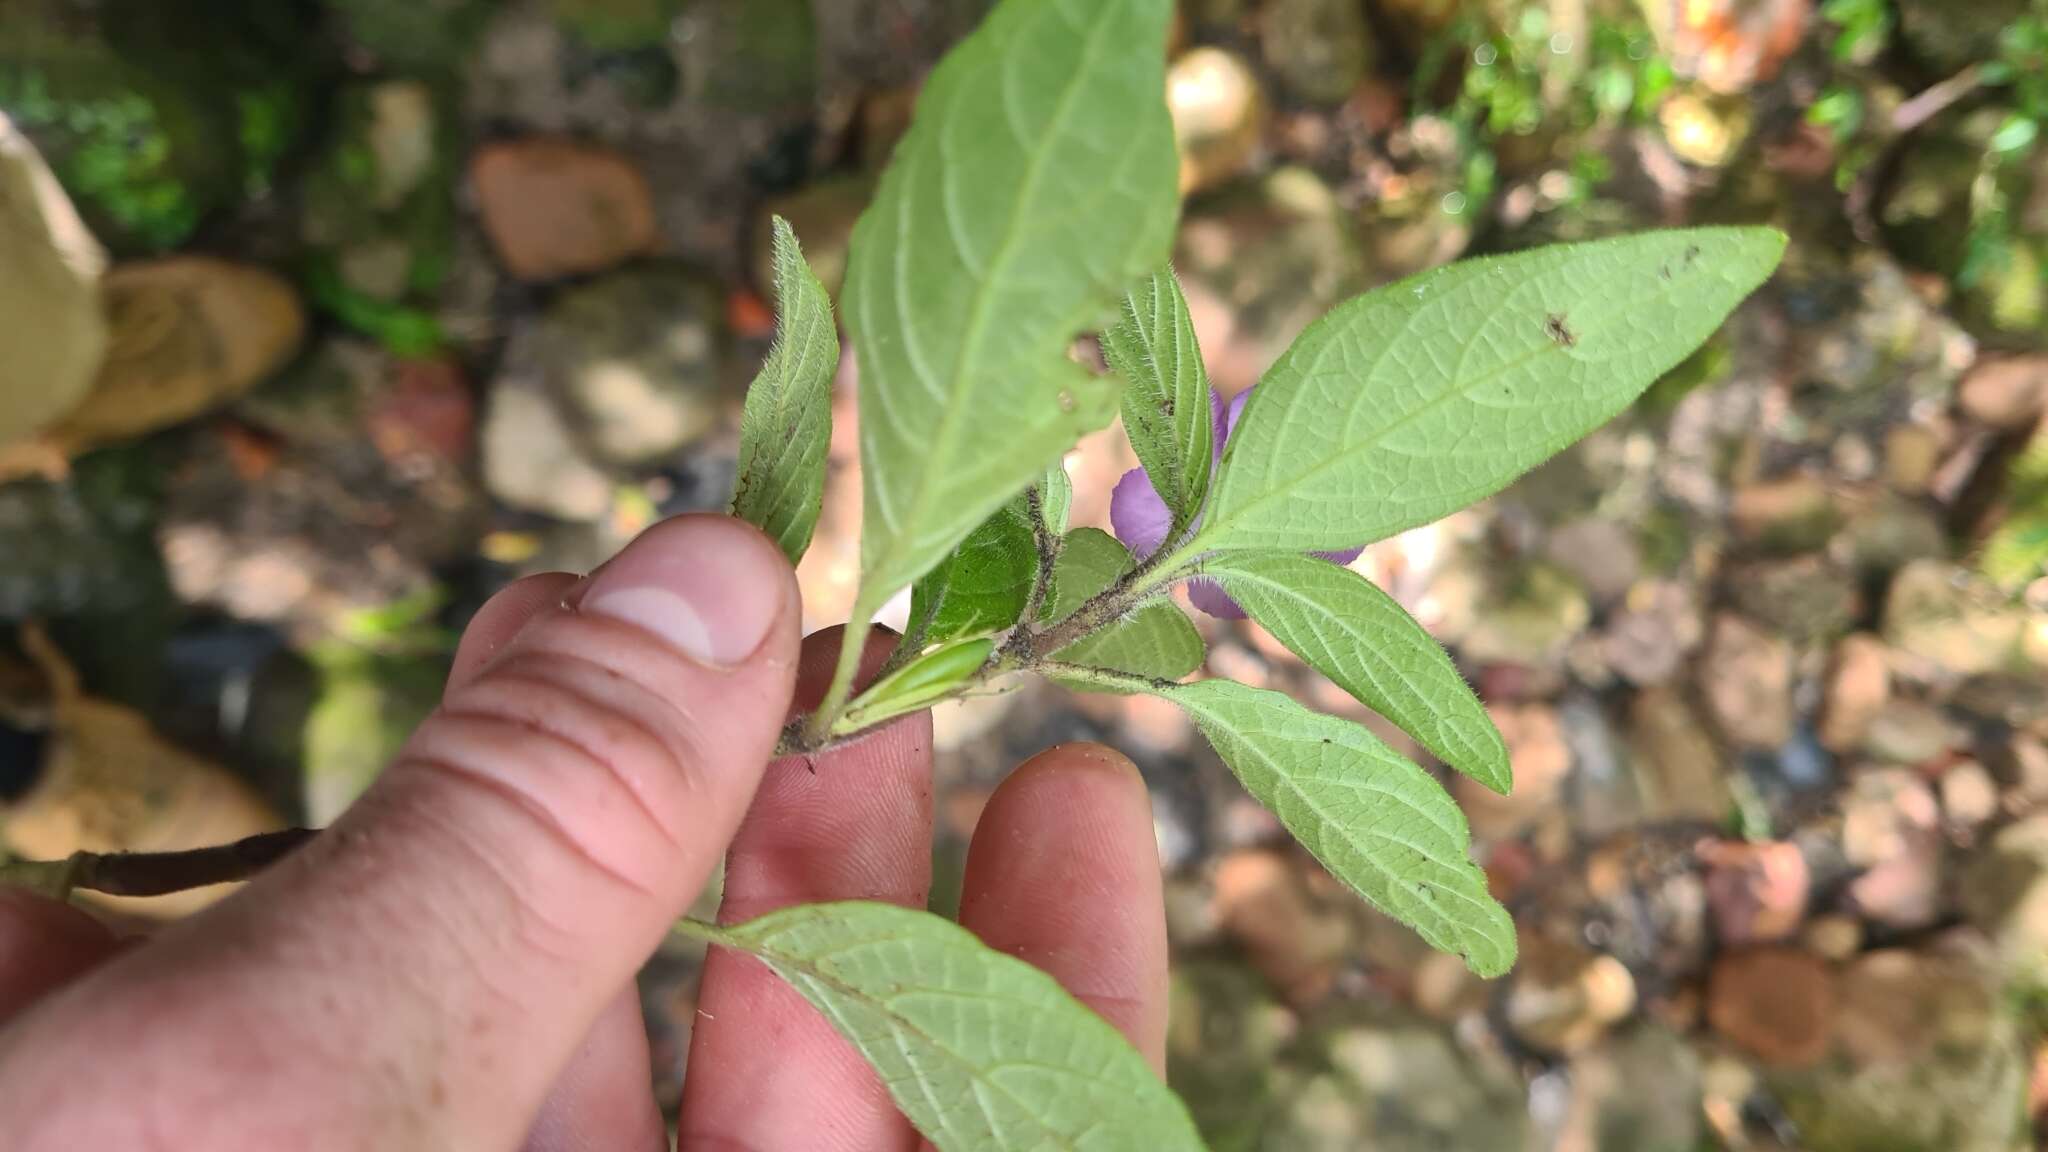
1020 545 1203 661
807 602 876 744
1037 662 1167 694
1019 485 1059 626
669 915 734 948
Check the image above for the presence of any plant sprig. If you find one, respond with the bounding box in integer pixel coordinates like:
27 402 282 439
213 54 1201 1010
0 2 1786 1147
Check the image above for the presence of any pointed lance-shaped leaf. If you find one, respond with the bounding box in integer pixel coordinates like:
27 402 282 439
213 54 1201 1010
1205 552 1509 794
1157 678 1515 976
1101 268 1212 535
730 216 839 563
1197 228 1785 555
843 0 1181 620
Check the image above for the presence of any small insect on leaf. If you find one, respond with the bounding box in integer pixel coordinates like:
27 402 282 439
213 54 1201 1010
1545 312 1577 348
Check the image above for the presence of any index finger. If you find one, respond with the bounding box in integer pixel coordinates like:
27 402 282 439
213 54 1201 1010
679 626 933 1152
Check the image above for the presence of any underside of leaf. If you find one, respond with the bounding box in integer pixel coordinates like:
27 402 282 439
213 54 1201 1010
679 902 1205 1151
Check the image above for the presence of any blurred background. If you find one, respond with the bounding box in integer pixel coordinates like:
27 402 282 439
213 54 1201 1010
3 0 2047 1146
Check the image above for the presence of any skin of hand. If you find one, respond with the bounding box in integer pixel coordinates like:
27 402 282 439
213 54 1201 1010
0 515 1170 1151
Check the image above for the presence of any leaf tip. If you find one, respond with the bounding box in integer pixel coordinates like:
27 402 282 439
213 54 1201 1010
1480 763 1513 798
1722 225 1789 278
1466 945 1516 980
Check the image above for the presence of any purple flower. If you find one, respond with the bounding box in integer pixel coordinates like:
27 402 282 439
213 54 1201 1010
1111 385 1363 619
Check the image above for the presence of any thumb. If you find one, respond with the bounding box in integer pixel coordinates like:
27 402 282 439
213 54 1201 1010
0 515 800 1150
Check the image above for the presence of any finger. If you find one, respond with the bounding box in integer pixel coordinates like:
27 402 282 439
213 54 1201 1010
957 743 1169 1071
0 515 800 1150
678 626 932 1152
448 571 583 695
453 568 662 1149
0 889 120 1023
523 987 665 1152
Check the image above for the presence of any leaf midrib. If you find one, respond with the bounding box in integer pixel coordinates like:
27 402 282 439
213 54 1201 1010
868 1 1123 597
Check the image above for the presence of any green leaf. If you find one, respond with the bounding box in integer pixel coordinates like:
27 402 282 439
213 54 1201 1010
843 0 1180 619
833 636 994 735
1193 228 1785 555
1053 605 1203 686
730 216 839 564
909 500 1037 646
677 901 1205 1152
1101 268 1212 534
1037 464 1073 538
1040 527 1131 624
1205 553 1509 795
1042 529 1203 684
1158 679 1515 977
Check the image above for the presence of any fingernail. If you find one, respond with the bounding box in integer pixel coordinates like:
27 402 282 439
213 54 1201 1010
579 516 788 667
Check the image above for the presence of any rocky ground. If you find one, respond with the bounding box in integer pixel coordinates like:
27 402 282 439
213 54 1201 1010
4 0 2048 1148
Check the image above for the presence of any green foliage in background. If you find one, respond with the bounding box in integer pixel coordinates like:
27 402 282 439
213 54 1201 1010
1413 1 1672 217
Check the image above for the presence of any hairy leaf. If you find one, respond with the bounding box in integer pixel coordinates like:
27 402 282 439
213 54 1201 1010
1040 527 1130 624
730 216 839 563
1196 229 1785 555
1101 268 1212 534
678 901 1205 1152
1043 529 1202 683
1206 553 1509 794
1037 463 1073 538
843 0 1180 619
1158 679 1515 976
833 636 994 735
910 500 1037 646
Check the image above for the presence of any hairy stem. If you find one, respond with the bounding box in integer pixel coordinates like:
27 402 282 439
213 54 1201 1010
1036 662 1173 695
0 828 318 900
1019 485 1059 627
1017 540 1201 661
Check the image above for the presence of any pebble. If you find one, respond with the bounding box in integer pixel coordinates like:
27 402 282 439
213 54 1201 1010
1862 697 1962 765
471 138 656 281
1819 634 1892 753
1842 767 1945 931
1883 423 1943 494
1939 760 2000 828
0 113 107 450
48 259 306 454
1963 813 2048 981
1702 839 1809 946
1957 354 2048 431
1604 580 1703 687
1706 948 1836 1067
1504 935 1637 1054
539 268 727 466
1546 517 1642 608
480 367 614 522
1211 848 1353 1004
1168 47 1266 195
1730 474 1838 551
1459 703 1571 840
1628 687 1732 821
1884 560 2028 678
1802 914 1865 962
1700 613 1795 751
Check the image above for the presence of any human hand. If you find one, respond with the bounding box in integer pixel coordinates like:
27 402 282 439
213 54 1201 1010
0 515 1168 1150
